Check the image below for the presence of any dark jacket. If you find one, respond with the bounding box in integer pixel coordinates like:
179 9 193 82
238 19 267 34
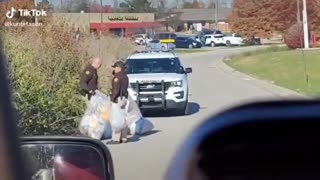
80 65 98 99
111 71 129 103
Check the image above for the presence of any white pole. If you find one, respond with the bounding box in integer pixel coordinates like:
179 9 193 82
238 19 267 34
34 0 38 24
302 0 309 49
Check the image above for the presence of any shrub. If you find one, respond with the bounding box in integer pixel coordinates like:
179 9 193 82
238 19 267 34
284 23 304 49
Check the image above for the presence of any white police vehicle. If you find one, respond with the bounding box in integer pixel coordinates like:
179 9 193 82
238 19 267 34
125 49 192 115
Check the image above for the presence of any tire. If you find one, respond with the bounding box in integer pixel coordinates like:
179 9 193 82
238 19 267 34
140 40 144 45
188 44 193 49
211 41 215 47
226 40 232 47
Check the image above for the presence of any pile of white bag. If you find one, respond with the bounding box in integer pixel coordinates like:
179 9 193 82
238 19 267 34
79 90 154 140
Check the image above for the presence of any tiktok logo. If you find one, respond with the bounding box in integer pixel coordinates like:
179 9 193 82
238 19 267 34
6 7 16 19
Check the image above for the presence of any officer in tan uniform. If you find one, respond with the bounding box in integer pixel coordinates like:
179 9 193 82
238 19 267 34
107 61 129 144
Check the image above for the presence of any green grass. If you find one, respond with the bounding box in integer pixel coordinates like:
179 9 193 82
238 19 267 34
175 49 210 54
225 47 320 96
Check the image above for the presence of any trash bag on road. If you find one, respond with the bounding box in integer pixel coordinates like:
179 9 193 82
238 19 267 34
102 122 112 139
110 98 127 131
79 90 111 139
129 117 154 135
125 96 154 135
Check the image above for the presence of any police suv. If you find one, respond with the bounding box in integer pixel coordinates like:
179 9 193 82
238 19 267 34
125 49 192 115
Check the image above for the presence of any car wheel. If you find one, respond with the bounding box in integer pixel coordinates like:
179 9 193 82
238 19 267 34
211 42 215 47
140 40 144 45
161 46 166 50
188 44 193 49
226 40 232 47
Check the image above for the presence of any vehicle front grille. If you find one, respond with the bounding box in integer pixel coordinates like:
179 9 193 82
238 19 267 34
131 82 171 92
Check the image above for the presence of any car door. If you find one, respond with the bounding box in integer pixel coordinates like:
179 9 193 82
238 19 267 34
175 37 184 48
214 34 224 44
204 35 212 46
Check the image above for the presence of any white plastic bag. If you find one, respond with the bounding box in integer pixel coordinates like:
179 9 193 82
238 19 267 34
79 114 106 139
102 122 112 139
125 95 143 126
130 117 154 135
79 90 111 139
110 97 127 131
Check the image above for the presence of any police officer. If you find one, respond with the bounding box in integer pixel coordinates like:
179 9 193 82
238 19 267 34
80 57 102 102
107 61 129 144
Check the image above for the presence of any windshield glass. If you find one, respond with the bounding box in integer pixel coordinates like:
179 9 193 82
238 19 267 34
126 58 182 74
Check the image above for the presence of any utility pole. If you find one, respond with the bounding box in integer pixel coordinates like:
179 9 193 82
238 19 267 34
34 0 38 24
302 0 309 49
215 0 218 29
99 0 103 57
297 0 301 24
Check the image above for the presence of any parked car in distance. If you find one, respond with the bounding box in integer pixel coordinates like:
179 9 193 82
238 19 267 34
134 34 149 45
197 29 223 44
146 39 175 50
243 36 262 46
175 37 202 49
223 33 245 47
203 34 225 47
152 33 177 44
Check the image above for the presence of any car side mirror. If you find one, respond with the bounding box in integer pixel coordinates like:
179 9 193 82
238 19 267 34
185 67 192 74
21 136 115 180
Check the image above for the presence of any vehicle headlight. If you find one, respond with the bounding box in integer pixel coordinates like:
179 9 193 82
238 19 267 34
171 80 183 87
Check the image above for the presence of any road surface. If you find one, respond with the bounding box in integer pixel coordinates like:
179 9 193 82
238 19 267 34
106 46 301 180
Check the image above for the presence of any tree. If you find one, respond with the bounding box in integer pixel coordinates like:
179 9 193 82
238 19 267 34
89 0 112 13
191 0 201 8
207 2 216 8
37 0 54 11
229 0 320 38
0 0 34 24
155 0 167 19
119 0 153 13
72 0 89 12
182 1 193 8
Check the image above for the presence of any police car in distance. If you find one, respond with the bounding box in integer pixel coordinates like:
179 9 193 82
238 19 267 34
125 49 192 115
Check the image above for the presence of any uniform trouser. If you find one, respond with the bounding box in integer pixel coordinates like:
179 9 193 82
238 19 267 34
112 127 128 142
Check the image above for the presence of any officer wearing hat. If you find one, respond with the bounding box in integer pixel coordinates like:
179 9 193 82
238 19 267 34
107 61 129 144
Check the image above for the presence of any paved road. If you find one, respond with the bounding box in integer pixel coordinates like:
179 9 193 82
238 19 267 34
106 46 301 180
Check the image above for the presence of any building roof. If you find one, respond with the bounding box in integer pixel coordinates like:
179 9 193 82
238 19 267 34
157 8 231 22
